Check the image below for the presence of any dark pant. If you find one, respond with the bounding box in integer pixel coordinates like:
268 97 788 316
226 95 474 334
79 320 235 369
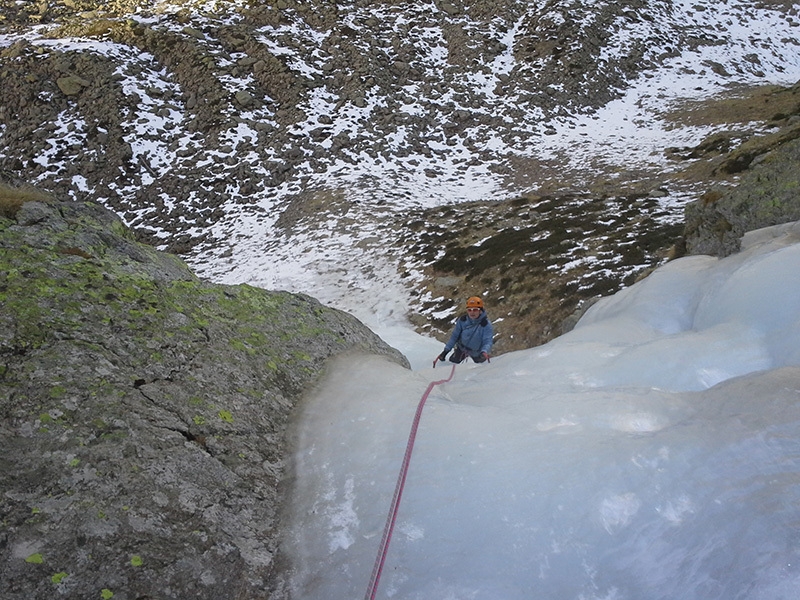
449 348 485 363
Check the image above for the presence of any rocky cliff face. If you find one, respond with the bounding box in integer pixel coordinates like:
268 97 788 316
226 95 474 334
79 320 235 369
0 191 407 600
683 132 800 257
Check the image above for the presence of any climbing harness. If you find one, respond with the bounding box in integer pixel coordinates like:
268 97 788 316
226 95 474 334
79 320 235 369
364 362 457 600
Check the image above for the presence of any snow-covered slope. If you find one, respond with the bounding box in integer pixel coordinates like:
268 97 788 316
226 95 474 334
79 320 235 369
284 221 800 599
1 0 799 340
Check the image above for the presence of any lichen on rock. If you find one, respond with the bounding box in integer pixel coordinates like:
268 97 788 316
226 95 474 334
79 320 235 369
683 136 800 257
0 191 407 599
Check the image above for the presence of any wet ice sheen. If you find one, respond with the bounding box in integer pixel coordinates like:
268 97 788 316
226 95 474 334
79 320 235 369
283 222 800 600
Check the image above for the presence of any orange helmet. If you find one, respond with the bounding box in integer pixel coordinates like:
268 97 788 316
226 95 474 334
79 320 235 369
466 296 484 309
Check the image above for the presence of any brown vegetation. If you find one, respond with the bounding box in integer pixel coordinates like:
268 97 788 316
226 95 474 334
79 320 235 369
0 183 51 219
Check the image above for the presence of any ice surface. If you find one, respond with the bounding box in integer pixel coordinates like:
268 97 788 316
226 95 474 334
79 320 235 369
282 222 800 600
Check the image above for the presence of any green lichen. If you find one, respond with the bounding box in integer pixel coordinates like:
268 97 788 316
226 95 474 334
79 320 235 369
48 385 67 399
25 552 44 564
229 339 252 354
51 571 68 584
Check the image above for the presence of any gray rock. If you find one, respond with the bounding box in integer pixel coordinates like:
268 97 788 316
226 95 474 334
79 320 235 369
441 3 460 16
14 200 59 226
56 75 89 96
235 90 254 107
684 137 800 256
0 196 408 600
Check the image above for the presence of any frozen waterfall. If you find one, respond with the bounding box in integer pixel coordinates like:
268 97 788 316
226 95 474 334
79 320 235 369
282 221 800 600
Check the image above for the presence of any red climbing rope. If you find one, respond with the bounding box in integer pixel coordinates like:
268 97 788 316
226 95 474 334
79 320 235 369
364 362 457 600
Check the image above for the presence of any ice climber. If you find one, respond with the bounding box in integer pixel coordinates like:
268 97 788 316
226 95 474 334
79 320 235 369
434 296 494 366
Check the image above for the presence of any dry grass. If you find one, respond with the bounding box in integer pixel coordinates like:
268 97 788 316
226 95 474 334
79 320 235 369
0 183 52 219
662 83 800 128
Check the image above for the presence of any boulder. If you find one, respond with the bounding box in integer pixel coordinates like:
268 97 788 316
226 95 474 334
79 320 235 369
55 75 90 96
0 194 408 599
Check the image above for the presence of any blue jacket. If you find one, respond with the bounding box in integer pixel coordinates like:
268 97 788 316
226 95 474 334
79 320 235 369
444 310 493 356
